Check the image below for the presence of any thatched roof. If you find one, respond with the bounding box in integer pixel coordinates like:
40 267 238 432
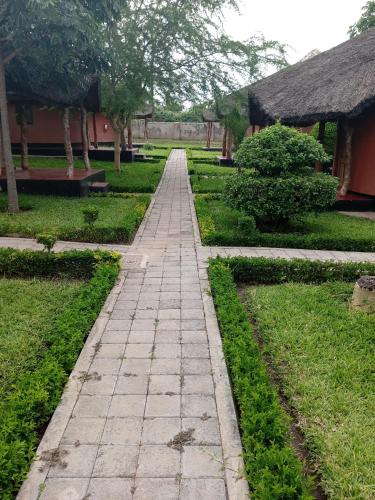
134 108 153 119
248 28 375 127
7 76 101 112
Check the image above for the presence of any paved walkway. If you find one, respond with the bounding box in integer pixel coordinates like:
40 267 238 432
9 151 375 500
17 150 248 500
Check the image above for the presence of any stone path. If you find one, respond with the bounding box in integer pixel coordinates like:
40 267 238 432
9 150 375 500
17 150 248 500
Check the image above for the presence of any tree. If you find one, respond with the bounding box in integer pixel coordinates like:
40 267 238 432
102 0 287 170
348 1 375 37
1 0 126 209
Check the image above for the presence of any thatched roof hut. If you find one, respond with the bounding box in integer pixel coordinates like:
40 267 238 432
248 28 375 127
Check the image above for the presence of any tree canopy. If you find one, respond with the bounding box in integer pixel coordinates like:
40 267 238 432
348 1 375 37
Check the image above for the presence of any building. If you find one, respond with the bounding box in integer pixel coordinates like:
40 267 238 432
247 28 375 201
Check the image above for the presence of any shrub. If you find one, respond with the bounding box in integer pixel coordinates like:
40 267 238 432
310 122 337 158
235 123 330 175
143 142 154 150
36 233 57 252
225 171 338 228
82 205 99 226
0 249 119 498
237 214 257 233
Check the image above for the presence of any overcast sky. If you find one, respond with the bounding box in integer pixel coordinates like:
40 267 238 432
224 0 365 65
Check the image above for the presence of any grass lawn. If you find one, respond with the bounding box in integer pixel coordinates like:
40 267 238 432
0 193 149 243
195 196 375 251
189 163 235 193
0 277 83 399
246 281 375 498
14 156 165 193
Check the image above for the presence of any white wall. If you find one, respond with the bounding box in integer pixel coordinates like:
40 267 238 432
132 120 224 142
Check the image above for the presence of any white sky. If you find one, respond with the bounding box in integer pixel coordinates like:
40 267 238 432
224 0 365 65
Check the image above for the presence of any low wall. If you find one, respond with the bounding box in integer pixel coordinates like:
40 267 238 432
132 120 224 142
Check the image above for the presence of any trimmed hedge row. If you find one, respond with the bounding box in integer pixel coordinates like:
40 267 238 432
208 260 311 499
222 256 375 284
202 230 375 252
0 250 120 499
208 256 375 498
0 248 119 279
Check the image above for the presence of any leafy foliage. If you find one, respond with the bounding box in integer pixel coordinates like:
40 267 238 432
82 205 99 226
0 249 119 498
348 1 375 37
36 233 57 252
225 172 338 228
310 122 337 159
235 124 330 175
208 260 311 499
195 196 375 251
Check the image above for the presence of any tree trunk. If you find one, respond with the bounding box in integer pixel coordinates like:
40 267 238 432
80 104 91 170
222 126 228 157
63 107 74 178
0 50 19 212
338 119 354 196
127 118 133 150
93 112 98 149
226 130 233 160
114 129 121 172
20 112 29 170
144 118 149 141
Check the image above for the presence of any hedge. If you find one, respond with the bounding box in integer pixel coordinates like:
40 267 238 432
208 256 375 498
0 250 120 499
208 260 311 499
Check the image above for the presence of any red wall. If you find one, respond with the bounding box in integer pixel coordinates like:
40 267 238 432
349 108 375 196
9 105 116 144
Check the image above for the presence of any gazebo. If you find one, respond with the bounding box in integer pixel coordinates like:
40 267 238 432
246 28 375 205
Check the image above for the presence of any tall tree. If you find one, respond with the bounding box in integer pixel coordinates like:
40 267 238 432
102 0 287 170
348 1 375 37
1 0 126 209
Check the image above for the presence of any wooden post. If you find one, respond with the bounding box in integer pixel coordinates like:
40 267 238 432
226 130 233 160
93 112 98 149
144 117 149 141
114 129 121 172
222 126 228 157
80 104 91 170
339 119 354 196
63 107 74 178
315 120 326 172
127 119 133 150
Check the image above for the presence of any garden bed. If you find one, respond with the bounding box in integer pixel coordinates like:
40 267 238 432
188 162 235 193
196 196 375 251
14 156 166 193
0 248 120 498
0 193 149 243
209 257 375 499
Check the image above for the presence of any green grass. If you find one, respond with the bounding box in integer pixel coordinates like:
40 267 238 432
139 147 171 159
189 163 235 193
195 196 375 251
0 193 149 243
247 281 375 498
13 156 165 193
0 250 119 498
0 278 83 399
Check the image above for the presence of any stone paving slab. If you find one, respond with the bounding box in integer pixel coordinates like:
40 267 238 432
16 150 249 500
12 150 375 500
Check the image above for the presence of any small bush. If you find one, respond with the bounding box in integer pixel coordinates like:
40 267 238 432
237 215 257 233
225 172 338 228
36 233 57 253
310 122 337 158
82 205 99 226
235 123 330 175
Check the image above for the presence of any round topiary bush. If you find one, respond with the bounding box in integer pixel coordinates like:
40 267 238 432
235 123 330 175
225 172 338 229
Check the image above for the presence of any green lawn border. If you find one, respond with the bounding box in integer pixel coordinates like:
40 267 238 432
0 249 120 499
195 196 375 252
208 256 375 499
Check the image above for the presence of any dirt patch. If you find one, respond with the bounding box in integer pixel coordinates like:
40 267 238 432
168 428 195 451
38 448 68 472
